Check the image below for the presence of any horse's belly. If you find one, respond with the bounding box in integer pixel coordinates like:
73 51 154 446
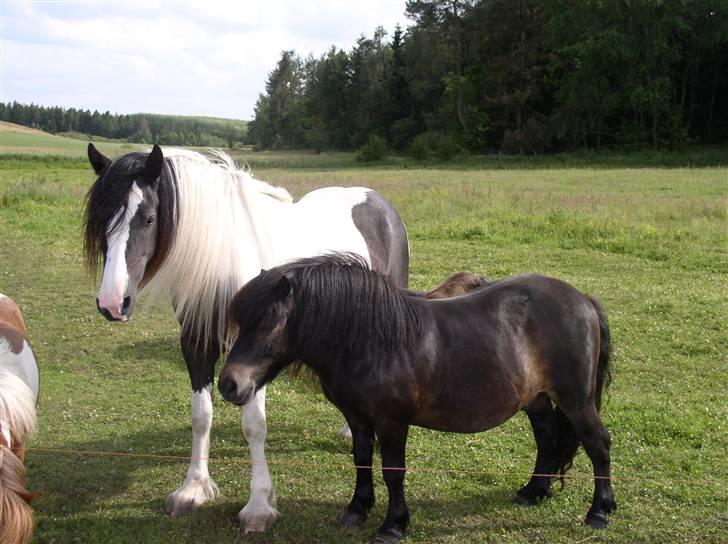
0 339 39 403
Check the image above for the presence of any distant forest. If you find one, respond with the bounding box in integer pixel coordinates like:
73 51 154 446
247 0 728 155
0 102 247 148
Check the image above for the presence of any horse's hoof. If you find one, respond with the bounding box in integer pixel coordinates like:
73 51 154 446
585 511 609 529
239 504 279 533
339 423 353 443
373 528 404 544
339 510 367 528
165 478 218 516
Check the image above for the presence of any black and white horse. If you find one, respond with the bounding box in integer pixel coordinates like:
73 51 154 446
82 144 409 531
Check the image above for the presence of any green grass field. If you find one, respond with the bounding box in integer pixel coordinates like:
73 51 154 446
0 144 726 543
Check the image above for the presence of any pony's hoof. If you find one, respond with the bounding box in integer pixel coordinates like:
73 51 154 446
165 478 218 516
373 528 404 544
585 511 609 529
238 502 279 533
512 493 536 506
513 485 552 506
339 509 367 528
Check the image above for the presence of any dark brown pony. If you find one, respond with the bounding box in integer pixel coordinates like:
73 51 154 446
0 295 40 544
219 254 615 544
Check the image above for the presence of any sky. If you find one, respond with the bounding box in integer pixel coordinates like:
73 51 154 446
1 0 410 120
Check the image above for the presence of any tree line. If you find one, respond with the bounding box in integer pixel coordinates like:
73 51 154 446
247 0 728 155
0 102 247 148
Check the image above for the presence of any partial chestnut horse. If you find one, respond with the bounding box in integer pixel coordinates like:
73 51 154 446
0 294 40 544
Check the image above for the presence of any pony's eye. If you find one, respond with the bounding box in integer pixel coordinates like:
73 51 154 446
145 215 156 226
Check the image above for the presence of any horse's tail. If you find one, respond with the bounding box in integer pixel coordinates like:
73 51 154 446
551 295 612 485
0 369 38 544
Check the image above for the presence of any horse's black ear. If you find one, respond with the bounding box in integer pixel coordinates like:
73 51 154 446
276 275 291 299
88 143 110 175
143 144 164 181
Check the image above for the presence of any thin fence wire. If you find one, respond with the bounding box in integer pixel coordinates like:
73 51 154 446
25 446 713 486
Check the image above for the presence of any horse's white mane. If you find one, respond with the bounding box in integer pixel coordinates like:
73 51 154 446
144 148 292 349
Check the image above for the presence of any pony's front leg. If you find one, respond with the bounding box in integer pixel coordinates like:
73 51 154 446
166 331 219 516
166 383 219 515
374 423 410 544
238 385 279 532
339 422 375 528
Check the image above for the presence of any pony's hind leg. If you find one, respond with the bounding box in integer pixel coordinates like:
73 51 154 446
339 422 375 528
560 403 616 528
514 393 559 505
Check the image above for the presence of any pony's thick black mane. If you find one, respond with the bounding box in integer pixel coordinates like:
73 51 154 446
231 253 423 359
83 151 178 279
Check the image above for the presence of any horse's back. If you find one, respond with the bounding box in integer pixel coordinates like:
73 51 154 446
281 187 409 287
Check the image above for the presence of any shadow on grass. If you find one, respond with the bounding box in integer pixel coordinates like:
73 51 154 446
27 416 574 543
111 334 185 368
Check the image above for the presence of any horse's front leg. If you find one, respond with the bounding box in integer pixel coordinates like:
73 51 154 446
374 423 410 544
166 332 219 516
339 421 375 528
238 385 279 532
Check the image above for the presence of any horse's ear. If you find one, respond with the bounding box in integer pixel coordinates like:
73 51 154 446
143 144 164 182
276 275 291 299
88 143 110 175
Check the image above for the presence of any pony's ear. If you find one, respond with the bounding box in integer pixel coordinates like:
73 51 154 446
276 275 292 299
143 144 164 181
88 143 110 175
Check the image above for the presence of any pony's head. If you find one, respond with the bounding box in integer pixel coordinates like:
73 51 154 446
218 253 421 405
218 268 296 405
83 144 176 321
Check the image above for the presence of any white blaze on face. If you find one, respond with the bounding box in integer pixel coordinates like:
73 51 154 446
97 182 144 320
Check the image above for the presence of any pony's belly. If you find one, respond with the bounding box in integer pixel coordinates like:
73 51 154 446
413 402 519 433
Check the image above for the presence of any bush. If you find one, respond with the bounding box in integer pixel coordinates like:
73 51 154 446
356 134 388 162
408 131 461 161
408 133 432 160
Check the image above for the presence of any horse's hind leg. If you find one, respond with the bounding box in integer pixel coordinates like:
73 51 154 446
514 393 559 505
560 403 616 528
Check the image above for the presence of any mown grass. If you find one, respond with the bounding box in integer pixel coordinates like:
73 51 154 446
0 151 726 544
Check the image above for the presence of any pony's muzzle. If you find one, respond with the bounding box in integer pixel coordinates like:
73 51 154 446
218 367 256 406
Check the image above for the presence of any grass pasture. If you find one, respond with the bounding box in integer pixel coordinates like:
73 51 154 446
0 148 727 543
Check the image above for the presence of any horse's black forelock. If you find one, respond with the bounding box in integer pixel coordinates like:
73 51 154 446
273 253 422 360
83 151 178 279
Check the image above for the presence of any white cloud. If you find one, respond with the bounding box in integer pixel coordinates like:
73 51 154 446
0 0 410 119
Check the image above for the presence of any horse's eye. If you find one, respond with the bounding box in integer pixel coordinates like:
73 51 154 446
145 215 156 226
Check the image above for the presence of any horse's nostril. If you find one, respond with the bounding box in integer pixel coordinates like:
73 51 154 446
121 296 132 314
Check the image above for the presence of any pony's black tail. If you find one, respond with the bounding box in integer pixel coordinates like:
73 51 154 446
552 296 612 485
588 295 612 412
